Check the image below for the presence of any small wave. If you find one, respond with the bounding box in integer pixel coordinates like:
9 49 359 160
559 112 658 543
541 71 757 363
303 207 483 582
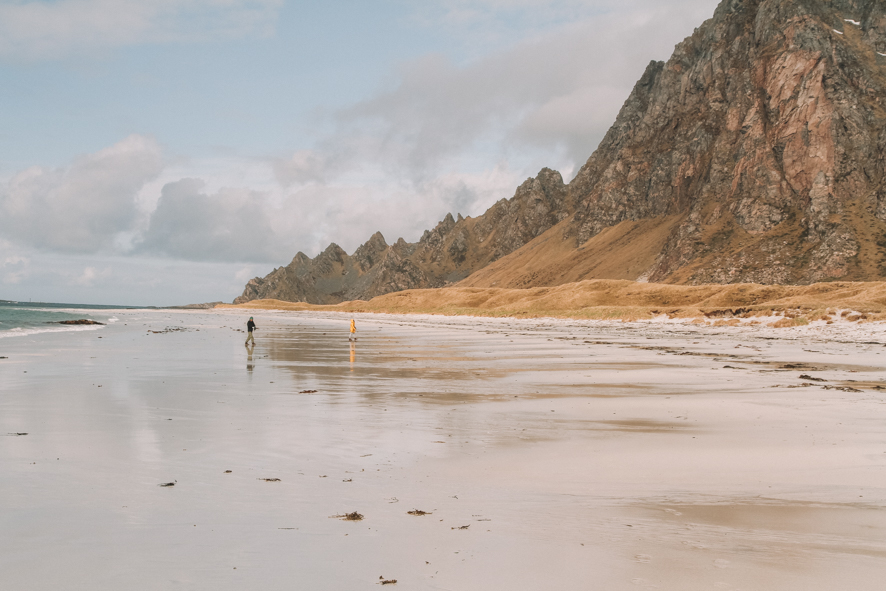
108 317 119 323
15 307 126 314
0 324 105 339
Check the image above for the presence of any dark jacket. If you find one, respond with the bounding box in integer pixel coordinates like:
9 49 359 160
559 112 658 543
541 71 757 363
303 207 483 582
247 320 256 332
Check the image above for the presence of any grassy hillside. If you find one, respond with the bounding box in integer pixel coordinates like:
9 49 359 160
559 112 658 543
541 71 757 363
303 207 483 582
222 279 886 325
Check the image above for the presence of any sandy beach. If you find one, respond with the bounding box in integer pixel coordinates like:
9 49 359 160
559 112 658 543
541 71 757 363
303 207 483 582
1 309 885 590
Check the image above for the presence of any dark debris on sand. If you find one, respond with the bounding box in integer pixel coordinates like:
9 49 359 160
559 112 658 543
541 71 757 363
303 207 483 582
148 327 192 334
299 390 318 394
259 478 281 482
331 512 364 521
158 482 175 487
407 510 431 516
823 385 863 392
799 374 827 382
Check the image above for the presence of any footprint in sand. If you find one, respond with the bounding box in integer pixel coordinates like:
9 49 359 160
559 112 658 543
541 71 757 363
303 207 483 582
634 554 652 563
713 559 731 568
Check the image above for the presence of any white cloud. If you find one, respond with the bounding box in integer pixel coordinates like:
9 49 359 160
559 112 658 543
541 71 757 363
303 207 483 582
416 0 608 27
137 178 294 262
262 0 722 258
303 0 720 189
73 265 112 286
234 265 256 283
0 134 164 253
0 0 725 295
133 161 524 264
2 248 30 284
407 0 717 62
3 254 28 266
412 162 524 220
0 1 731 305
0 0 282 61
272 150 328 187
0 248 264 305
275 161 526 255
0 134 503 265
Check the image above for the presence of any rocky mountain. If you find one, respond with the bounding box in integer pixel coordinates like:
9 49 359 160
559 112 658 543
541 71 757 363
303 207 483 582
236 0 886 304
466 0 886 288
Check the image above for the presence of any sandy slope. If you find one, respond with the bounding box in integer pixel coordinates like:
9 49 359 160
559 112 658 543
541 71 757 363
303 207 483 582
223 279 886 324
458 216 683 289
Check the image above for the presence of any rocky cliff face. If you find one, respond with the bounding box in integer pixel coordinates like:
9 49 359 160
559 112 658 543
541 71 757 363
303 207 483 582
564 0 886 285
236 0 886 304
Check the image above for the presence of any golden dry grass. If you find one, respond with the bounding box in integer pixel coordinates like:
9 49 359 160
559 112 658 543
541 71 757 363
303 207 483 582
219 279 886 324
459 217 683 289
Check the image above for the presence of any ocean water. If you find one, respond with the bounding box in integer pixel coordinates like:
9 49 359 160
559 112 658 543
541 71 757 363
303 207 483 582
0 300 136 339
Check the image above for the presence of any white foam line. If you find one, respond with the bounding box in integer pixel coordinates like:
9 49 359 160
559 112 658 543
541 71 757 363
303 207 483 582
879 52 886 57
833 29 844 35
18 307 132 314
844 19 860 26
0 324 104 339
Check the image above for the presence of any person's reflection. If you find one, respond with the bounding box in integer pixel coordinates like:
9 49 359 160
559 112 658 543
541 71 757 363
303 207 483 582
246 343 255 373
349 341 356 371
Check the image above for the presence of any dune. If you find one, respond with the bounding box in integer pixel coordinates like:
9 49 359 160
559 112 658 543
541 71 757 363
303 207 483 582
221 279 886 324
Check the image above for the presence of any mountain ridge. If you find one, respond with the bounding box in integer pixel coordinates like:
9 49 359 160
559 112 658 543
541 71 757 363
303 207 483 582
235 0 886 305
234 168 570 304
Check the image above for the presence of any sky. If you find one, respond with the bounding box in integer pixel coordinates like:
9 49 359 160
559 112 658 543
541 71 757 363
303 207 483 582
0 0 722 306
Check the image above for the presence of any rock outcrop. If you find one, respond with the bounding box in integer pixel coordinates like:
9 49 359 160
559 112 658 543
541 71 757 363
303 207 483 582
237 0 886 304
559 0 886 286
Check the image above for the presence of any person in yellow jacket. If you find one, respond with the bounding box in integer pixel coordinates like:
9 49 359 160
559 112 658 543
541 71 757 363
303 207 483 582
349 319 356 342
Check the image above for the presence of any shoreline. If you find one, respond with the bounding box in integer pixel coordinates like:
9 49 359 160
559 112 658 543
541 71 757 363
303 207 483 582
2 308 884 589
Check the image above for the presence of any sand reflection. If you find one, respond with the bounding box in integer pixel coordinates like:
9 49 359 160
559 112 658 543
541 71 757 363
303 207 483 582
4 309 882 590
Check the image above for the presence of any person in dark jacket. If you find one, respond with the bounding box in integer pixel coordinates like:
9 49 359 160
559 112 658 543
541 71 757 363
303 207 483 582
245 317 256 346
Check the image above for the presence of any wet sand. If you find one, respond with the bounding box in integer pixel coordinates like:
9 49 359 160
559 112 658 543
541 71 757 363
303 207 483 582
1 310 884 590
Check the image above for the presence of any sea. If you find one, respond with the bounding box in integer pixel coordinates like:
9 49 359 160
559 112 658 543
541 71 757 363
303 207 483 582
0 300 140 339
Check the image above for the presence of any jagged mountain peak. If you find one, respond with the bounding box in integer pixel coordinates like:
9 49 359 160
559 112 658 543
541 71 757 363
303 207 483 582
233 165 571 304
549 0 886 285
